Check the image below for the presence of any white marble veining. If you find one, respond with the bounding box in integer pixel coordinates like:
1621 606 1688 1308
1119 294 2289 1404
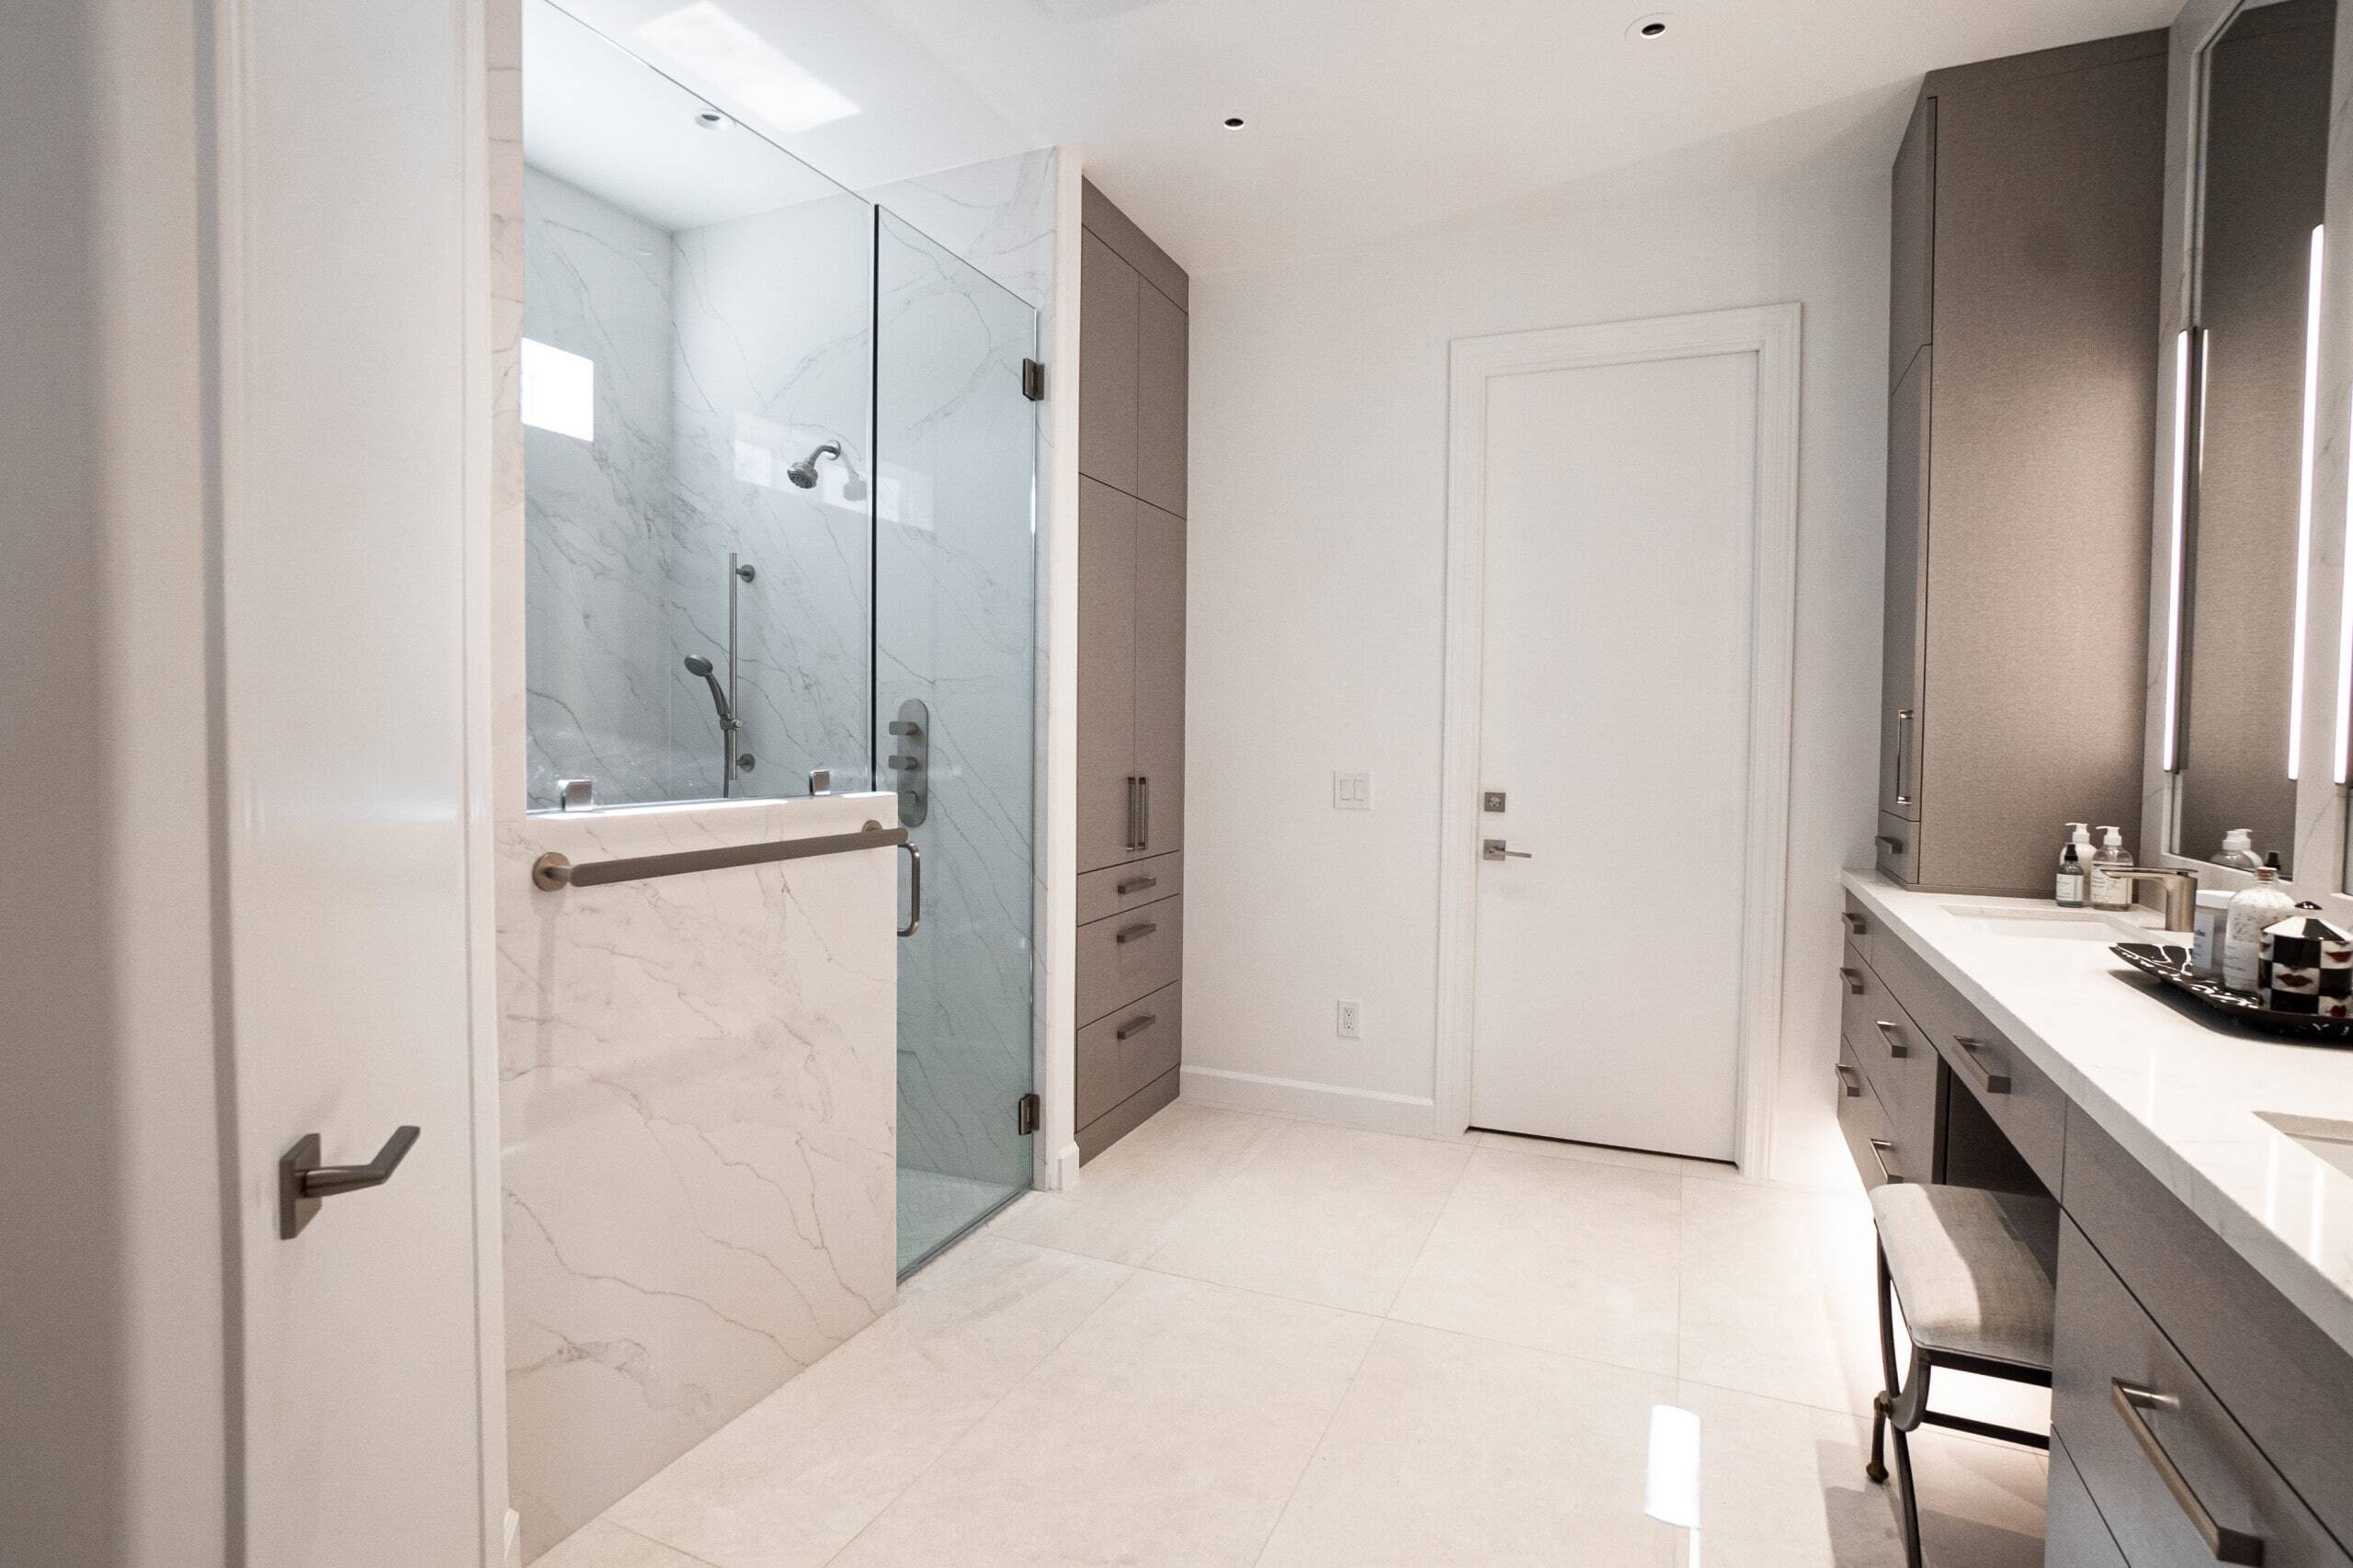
500 795 901 1559
1845 869 2353 1355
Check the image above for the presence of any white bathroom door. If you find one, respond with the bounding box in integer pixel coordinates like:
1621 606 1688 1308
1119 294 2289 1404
216 0 498 1563
1466 336 1760 1161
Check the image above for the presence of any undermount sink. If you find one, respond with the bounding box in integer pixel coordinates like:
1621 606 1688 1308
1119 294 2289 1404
1941 904 2120 941
2258 1112 2353 1181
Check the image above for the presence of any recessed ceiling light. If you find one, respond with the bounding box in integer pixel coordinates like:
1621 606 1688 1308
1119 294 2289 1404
1627 13 1674 39
1222 116 1246 129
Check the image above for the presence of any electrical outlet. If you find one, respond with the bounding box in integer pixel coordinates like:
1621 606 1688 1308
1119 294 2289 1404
1336 1000 1362 1040
1334 770 1373 811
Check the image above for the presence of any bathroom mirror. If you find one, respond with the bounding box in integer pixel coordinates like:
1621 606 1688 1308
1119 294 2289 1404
2167 0 2336 874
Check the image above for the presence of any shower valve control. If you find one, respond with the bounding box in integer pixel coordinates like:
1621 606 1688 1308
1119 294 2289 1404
891 699 931 828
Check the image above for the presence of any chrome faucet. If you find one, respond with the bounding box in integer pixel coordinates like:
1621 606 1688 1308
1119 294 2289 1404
2116 867 2199 933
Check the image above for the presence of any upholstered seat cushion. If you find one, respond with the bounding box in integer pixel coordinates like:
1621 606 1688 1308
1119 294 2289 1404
1870 1183 2058 1371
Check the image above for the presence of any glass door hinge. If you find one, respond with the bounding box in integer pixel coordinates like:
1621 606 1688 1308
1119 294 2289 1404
1016 1093 1040 1135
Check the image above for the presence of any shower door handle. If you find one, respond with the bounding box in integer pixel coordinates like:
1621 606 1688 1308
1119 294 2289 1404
898 841 921 937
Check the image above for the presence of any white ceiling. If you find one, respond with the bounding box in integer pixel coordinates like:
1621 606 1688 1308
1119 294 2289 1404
543 0 2183 273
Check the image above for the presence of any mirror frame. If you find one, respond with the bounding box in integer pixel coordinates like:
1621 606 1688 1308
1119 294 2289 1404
2140 0 2353 906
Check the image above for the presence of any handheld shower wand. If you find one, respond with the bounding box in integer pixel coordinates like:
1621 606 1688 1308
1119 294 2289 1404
683 654 737 733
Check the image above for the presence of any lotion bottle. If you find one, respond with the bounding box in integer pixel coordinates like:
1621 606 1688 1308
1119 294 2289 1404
2223 867 2296 993
2089 825 2133 912
2217 829 2261 870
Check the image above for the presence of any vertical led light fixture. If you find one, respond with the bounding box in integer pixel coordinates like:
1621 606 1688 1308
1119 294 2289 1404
2163 329 2191 773
2290 224 2325 780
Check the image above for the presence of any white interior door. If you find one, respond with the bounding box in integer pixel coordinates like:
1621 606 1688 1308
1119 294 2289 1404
1467 346 1758 1161
221 1 494 1562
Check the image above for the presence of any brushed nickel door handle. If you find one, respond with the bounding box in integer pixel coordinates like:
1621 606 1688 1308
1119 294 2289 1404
279 1125 422 1240
897 841 922 937
1482 839 1532 861
2111 1381 2265 1564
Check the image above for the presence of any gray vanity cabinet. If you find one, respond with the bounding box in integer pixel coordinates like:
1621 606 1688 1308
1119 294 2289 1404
1875 35 2165 894
1076 180 1188 1161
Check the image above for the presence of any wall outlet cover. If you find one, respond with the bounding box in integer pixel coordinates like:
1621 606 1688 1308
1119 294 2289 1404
1336 1000 1362 1039
1334 770 1373 810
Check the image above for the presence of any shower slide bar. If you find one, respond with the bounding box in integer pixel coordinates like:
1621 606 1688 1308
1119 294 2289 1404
531 821 910 892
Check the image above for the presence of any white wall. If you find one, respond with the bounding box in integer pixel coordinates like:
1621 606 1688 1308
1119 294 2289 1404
1182 146 1891 1185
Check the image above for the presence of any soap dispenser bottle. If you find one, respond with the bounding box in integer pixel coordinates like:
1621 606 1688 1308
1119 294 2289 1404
2217 829 2261 870
2056 844 2088 908
2223 866 2296 992
2089 825 2133 912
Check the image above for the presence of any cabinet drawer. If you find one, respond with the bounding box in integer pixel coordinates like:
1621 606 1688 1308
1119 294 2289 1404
2054 1217 2350 1568
1840 892 1879 971
1076 981 1181 1129
1076 852 1181 926
1837 945 1939 1150
1077 896 1183 1027
2063 1107 2353 1545
1835 1038 1904 1189
1875 812 1921 885
1872 930 2063 1190
2049 1431 2131 1568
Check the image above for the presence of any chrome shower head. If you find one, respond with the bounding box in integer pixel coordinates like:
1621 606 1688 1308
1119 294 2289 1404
786 440 844 490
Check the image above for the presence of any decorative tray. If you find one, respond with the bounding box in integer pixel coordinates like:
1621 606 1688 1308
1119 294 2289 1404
2110 943 2353 1042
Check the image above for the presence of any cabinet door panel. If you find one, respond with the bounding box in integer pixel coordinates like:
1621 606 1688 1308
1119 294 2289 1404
1078 478 1138 872
1881 348 1930 826
1132 499 1187 859
1080 230 1140 493
1891 96 1936 390
1136 282 1188 516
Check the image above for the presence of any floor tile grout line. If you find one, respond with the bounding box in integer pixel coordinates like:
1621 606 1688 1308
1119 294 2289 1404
1370 1138 1483 1319
608 1517 728 1568
1245 1314 1388 1568
795 1257 1146 1568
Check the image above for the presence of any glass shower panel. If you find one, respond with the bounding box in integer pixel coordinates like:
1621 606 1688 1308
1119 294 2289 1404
521 0 872 810
874 211 1040 1273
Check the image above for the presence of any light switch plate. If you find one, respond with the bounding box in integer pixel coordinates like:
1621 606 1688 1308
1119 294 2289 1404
1334 770 1373 811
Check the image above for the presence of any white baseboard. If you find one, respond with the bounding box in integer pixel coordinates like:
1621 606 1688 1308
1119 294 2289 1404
1049 1140 1081 1191
1179 1066 1437 1138
504 1508 522 1568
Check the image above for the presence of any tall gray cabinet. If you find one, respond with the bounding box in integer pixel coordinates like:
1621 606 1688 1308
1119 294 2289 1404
1075 181 1188 1162
1875 34 2165 894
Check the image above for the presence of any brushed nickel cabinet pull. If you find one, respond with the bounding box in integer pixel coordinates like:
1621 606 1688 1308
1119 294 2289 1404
1875 834 1908 854
1839 967 1867 995
2111 1381 2265 1564
1842 911 1867 936
1116 1013 1157 1041
1953 1037 2011 1096
1872 1018 1911 1058
1893 708 1915 807
1117 875 1158 896
1115 921 1157 945
1835 1062 1863 1098
1869 1137 1900 1183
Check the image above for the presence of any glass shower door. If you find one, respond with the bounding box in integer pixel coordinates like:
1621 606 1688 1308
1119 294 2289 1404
873 210 1040 1274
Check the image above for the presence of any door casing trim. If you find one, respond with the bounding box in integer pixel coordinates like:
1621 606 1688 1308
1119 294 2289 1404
1434 302 1802 1176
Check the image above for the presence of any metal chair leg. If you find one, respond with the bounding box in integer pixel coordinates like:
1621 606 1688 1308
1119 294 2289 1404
1867 1244 1898 1485
1891 1421 1926 1568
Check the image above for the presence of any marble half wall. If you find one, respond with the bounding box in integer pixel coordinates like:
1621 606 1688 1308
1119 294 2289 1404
497 795 900 1559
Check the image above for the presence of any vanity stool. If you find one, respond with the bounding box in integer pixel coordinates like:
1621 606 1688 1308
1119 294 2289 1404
1865 1183 2058 1568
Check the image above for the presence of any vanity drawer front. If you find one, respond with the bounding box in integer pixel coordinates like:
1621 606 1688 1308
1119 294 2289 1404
2050 1431 2132 1568
2064 1107 2353 1546
1875 812 1921 885
1076 851 1181 926
1834 1039 1904 1189
1840 892 1880 971
1837 946 1939 1150
1873 936 2063 1189
1077 896 1183 1027
2054 1217 2350 1568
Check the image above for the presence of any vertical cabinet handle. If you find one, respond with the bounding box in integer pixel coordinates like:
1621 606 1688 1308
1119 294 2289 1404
2110 1381 2266 1564
898 841 922 937
1125 777 1143 851
1139 775 1150 850
1893 708 1915 807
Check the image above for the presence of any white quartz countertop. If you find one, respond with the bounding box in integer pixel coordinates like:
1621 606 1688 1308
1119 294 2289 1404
1843 869 2353 1358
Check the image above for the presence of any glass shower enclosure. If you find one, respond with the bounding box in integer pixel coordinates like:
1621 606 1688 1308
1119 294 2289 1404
520 0 1038 1277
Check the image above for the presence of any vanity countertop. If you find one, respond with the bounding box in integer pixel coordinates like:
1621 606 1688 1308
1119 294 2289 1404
1844 869 2353 1357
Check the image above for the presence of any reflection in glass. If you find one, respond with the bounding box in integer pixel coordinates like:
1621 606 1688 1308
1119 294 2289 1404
2171 0 2335 872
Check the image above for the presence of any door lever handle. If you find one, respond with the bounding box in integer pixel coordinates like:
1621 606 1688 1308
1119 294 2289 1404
1482 839 1532 861
279 1124 421 1239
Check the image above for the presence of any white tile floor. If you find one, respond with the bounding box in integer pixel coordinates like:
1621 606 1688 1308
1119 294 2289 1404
542 1103 2052 1568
